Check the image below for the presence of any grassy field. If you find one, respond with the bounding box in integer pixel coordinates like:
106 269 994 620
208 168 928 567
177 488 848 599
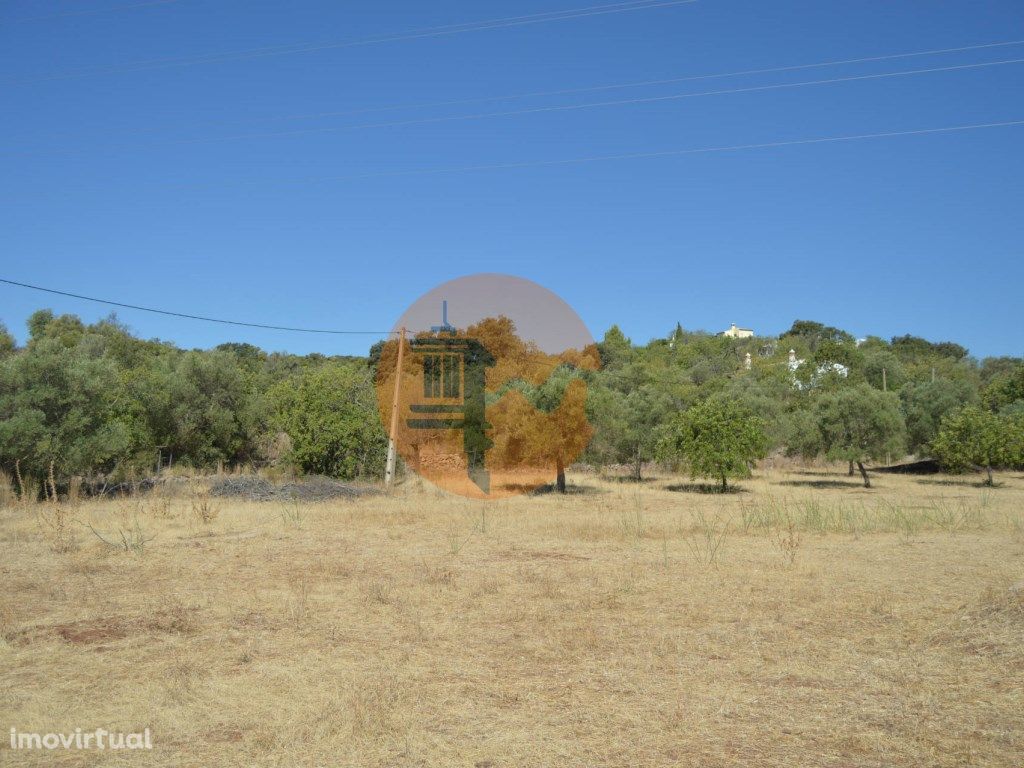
1 467 1023 767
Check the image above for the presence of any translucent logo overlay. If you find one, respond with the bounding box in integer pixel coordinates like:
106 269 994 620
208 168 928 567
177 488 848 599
374 274 599 499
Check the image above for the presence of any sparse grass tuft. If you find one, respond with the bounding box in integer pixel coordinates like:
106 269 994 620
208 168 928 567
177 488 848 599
684 509 729 568
279 499 303 528
87 516 153 554
191 496 220 525
618 489 648 541
773 510 802 568
0 470 17 508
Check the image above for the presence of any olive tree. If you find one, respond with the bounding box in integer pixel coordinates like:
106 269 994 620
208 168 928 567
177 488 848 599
813 384 906 488
0 336 131 492
586 383 671 481
899 379 977 454
657 399 768 491
932 406 1023 485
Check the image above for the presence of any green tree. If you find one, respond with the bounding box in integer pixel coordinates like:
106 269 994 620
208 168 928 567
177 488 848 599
26 310 87 349
270 362 386 479
1010 413 1024 469
624 386 675 479
215 342 268 376
813 384 906 487
932 406 1022 485
0 323 15 359
587 384 671 480
0 336 131 490
979 356 1022 385
584 383 628 469
513 365 593 493
598 325 632 370
899 379 976 454
782 320 854 351
982 365 1024 413
891 334 967 364
657 399 768 491
26 309 55 340
709 378 788 449
862 347 904 391
782 407 822 459
166 351 256 466
813 338 863 371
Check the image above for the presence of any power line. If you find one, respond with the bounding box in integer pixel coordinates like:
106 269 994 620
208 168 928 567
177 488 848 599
25 118 1015 193
14 55 1023 158
165 117 1024 187
9 0 181 24
14 37 1023 150
0 276 591 348
12 117 1017 192
5 0 699 85
155 57 1024 147
144 37 1024 132
0 278 397 335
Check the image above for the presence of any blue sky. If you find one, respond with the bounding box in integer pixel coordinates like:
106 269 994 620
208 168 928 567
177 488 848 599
1 0 1022 359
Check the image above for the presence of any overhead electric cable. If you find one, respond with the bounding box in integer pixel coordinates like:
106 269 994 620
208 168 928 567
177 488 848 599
0 278 397 335
0 276 598 352
214 118 1024 186
177 37 1024 130
5 0 698 84
12 118 1020 191
170 57 1024 146
14 55 1022 157
10 0 181 24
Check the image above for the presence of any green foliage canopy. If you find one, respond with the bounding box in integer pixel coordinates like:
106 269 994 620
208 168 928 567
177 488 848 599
269 363 386 479
657 399 768 490
812 384 906 486
932 406 1024 484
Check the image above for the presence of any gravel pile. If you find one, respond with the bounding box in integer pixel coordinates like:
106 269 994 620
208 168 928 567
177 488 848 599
208 475 378 502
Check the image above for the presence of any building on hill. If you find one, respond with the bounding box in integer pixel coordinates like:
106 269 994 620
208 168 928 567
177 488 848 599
788 348 849 390
719 323 754 339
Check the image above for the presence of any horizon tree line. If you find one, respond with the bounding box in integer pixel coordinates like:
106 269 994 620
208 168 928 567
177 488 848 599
1 310 1022 497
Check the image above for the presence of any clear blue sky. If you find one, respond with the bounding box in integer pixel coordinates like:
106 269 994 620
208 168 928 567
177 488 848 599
1 0 1022 358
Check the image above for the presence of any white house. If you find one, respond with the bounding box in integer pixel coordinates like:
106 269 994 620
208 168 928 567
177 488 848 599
719 323 754 339
788 348 848 390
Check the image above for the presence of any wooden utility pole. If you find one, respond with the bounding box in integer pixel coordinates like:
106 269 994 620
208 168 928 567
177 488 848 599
882 367 890 465
384 328 406 489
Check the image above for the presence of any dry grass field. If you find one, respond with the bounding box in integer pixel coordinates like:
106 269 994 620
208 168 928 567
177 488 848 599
1 467 1023 767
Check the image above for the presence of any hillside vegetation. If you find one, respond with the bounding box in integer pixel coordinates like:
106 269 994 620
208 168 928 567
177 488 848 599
1 312 1022 496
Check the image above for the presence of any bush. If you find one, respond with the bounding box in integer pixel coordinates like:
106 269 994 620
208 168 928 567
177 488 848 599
269 363 386 479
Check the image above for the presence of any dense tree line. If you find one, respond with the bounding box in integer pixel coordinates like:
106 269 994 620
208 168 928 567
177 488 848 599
585 320 1024 487
1 311 1022 496
0 311 380 497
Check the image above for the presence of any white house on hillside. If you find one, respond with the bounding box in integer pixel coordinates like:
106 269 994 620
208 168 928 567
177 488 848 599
788 348 848 390
719 323 754 339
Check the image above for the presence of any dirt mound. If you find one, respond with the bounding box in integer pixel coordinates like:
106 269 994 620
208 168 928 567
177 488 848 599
208 475 378 502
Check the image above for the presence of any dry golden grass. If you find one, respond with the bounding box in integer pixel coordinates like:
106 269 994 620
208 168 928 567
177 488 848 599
1 467 1023 766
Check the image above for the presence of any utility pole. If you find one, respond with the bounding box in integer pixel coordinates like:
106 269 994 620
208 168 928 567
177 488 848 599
883 367 890 465
384 328 406 489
